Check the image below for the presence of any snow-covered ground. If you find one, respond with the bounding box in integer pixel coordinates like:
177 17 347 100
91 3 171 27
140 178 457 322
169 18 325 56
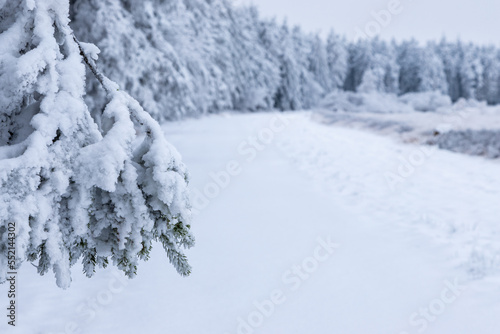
317 92 500 159
1 111 500 334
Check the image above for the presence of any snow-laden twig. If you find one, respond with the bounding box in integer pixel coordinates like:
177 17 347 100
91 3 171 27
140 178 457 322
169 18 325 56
0 0 194 288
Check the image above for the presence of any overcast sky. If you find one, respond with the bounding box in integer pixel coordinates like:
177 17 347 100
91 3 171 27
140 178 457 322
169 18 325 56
234 0 500 45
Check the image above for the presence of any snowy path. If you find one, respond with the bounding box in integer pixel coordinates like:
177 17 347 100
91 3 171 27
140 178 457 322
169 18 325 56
2 111 500 334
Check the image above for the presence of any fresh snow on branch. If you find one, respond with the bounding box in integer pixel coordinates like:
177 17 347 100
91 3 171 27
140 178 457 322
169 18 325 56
0 0 194 288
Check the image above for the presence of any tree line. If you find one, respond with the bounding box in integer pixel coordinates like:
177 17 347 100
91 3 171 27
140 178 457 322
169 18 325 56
70 0 500 120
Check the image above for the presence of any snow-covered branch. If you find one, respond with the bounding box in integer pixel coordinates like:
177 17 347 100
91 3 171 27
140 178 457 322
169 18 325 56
0 0 194 288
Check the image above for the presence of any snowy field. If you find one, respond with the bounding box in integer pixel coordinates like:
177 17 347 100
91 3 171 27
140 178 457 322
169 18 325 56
2 111 500 334
318 92 500 159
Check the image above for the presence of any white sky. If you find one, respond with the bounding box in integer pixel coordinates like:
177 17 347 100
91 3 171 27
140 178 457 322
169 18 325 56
234 0 500 45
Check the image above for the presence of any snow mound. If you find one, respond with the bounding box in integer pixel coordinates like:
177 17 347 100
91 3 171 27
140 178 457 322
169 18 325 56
452 98 489 110
399 91 452 112
320 91 454 114
319 91 414 114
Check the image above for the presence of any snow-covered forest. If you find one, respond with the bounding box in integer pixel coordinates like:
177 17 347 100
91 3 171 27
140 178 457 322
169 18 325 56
69 0 500 121
1 0 500 333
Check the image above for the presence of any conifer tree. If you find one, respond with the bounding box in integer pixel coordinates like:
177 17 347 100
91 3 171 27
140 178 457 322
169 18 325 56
0 0 194 288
